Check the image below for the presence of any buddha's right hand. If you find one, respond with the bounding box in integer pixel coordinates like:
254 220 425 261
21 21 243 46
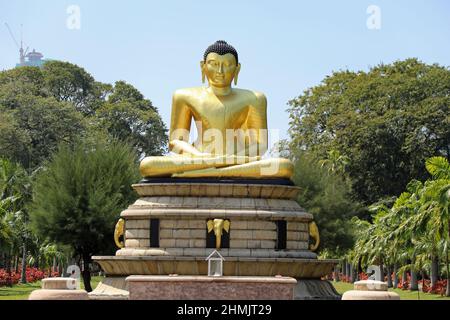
169 140 205 156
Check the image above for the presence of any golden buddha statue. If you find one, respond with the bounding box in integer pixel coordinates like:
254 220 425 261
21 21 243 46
140 40 293 179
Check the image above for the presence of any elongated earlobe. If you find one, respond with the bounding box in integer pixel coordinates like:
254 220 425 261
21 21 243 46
200 61 206 83
234 64 241 86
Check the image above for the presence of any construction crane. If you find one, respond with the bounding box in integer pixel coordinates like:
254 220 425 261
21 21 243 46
4 23 29 65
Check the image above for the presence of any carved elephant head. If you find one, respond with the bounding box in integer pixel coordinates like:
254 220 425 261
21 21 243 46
309 221 320 251
207 219 230 250
114 218 125 248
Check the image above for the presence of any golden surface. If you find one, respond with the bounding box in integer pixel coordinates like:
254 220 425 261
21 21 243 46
114 218 125 249
309 221 320 251
139 45 293 179
207 219 230 250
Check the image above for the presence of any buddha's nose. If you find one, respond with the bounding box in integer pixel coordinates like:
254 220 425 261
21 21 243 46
218 63 224 73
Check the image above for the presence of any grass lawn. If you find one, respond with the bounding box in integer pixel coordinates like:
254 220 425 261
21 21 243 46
332 281 450 300
3 277 449 300
0 276 104 300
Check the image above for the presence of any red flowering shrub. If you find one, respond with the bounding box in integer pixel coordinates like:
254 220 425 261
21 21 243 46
418 279 448 295
0 267 58 287
0 269 20 286
337 272 369 283
359 272 369 280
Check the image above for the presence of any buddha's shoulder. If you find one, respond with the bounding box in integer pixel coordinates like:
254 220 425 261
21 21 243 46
233 88 267 106
172 87 204 99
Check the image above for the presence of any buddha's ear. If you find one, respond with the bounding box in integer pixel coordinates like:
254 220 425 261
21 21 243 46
234 63 241 86
200 61 206 83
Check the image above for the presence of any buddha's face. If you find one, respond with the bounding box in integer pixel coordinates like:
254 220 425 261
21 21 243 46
202 53 240 88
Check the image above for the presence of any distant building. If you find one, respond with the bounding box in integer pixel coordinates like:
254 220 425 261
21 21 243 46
16 49 50 68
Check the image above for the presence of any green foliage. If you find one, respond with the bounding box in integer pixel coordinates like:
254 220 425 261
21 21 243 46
0 63 168 172
0 158 31 270
30 139 140 258
349 157 450 295
0 113 30 165
42 61 110 116
0 67 46 109
95 81 168 156
426 156 450 180
0 61 166 288
288 58 450 204
292 152 364 256
0 96 84 170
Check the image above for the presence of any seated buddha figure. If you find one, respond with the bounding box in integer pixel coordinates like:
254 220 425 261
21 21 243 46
140 40 293 179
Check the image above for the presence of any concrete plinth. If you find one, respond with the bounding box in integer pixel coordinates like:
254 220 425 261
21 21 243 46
41 277 78 290
342 280 400 300
29 289 89 300
28 277 88 300
126 275 297 300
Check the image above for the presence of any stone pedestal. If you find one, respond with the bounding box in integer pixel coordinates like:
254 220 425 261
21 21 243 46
127 275 296 300
342 280 400 300
92 180 340 300
29 277 89 300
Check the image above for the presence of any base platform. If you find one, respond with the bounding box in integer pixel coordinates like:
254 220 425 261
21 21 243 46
89 276 341 300
127 275 297 300
93 180 340 300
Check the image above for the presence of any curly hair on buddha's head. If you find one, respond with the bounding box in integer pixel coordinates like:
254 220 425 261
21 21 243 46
203 40 238 64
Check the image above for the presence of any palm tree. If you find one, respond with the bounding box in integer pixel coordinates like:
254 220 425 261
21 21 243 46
349 157 450 295
0 158 31 284
0 197 15 255
421 157 450 295
396 157 450 295
35 243 69 276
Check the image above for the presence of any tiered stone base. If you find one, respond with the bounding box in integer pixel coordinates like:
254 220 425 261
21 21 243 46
92 179 340 300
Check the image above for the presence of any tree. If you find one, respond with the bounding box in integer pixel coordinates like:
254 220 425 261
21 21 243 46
421 157 450 295
28 242 71 276
42 61 111 116
0 61 167 287
292 151 364 256
0 64 168 171
350 157 450 296
288 59 450 204
94 81 168 157
30 139 139 291
0 66 46 110
0 113 30 165
0 96 85 170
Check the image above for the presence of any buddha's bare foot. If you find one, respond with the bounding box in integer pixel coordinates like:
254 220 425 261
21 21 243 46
172 167 218 178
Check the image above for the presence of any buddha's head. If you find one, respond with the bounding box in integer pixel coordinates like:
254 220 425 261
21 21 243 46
201 40 241 88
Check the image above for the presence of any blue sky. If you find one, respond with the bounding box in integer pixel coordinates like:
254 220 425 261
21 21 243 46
1 0 449 140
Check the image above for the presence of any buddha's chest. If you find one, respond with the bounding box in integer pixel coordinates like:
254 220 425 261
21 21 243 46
190 97 252 130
